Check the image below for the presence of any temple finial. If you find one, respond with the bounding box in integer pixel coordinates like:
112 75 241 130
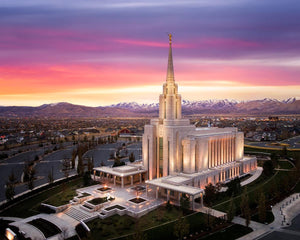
168 33 172 44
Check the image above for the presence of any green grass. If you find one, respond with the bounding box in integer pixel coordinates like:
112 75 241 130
86 206 198 240
277 160 294 169
198 224 252 240
0 178 82 218
44 184 79 206
213 171 282 212
212 171 272 211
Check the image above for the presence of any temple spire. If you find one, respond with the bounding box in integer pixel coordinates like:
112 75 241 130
166 33 175 83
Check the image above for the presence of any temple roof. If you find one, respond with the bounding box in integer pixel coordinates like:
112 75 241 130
166 33 175 83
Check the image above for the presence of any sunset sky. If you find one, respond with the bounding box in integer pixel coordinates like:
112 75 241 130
1 0 300 106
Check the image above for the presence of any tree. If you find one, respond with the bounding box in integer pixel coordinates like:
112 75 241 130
180 193 190 212
227 196 236 222
8 170 16 184
113 156 125 167
173 216 189 240
48 167 54 184
270 153 279 167
5 183 15 201
240 187 251 227
166 200 172 211
27 168 35 190
87 157 94 173
71 149 76 169
77 155 84 176
129 152 135 163
263 160 274 176
226 178 241 196
281 146 288 158
204 183 217 205
83 171 92 186
258 192 266 223
62 158 70 179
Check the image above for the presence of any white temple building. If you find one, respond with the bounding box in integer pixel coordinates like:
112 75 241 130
143 35 257 205
93 35 257 208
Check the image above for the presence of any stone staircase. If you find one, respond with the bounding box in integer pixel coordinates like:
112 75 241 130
64 207 91 221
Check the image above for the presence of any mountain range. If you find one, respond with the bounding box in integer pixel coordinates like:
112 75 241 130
0 98 299 118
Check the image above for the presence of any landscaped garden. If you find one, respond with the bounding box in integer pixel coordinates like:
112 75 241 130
86 206 202 240
0 177 82 218
129 197 147 204
88 197 108 205
198 224 252 240
43 183 79 206
277 160 294 169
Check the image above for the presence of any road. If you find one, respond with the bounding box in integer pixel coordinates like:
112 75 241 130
0 144 77 202
84 142 142 167
245 135 300 150
259 214 300 240
0 141 142 202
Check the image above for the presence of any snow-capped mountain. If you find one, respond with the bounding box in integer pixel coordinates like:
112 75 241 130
0 98 299 117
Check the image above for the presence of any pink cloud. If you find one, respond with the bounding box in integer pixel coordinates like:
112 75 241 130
113 38 188 48
196 37 261 49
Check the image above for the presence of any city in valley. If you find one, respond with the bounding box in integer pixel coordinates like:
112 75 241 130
1 1 300 240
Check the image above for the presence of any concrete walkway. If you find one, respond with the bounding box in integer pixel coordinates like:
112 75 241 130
197 206 226 218
220 167 263 192
235 192 300 240
241 167 263 186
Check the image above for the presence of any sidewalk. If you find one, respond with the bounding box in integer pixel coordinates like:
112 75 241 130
235 192 300 240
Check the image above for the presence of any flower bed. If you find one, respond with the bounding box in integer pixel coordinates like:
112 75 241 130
129 197 146 204
97 187 112 192
88 197 108 205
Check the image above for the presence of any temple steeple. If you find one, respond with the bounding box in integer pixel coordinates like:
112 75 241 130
166 34 175 83
159 34 182 120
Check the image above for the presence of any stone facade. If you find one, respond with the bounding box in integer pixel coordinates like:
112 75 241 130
142 35 256 185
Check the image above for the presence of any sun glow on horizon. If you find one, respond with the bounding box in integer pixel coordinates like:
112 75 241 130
1 0 300 107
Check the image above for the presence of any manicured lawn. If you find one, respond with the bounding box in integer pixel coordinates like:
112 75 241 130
213 171 282 212
0 178 82 218
198 224 252 240
86 206 198 240
212 171 273 212
277 160 294 169
44 183 79 206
